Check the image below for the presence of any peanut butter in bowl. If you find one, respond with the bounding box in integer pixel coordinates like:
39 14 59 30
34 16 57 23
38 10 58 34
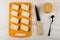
41 2 54 14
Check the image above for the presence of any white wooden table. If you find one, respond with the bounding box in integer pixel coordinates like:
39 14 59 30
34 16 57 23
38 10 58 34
0 0 60 40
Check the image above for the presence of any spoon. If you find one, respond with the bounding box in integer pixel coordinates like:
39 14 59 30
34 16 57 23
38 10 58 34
48 15 55 36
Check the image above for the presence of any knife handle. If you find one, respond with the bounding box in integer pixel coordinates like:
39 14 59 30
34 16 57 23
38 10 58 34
37 21 43 35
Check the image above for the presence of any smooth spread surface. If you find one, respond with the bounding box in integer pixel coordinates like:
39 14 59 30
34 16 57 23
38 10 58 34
21 4 29 10
10 24 19 30
11 10 18 16
41 2 53 13
20 24 29 32
21 18 29 25
21 11 30 18
12 4 19 10
10 17 19 24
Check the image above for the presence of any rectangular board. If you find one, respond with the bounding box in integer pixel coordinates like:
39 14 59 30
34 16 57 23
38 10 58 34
9 2 32 38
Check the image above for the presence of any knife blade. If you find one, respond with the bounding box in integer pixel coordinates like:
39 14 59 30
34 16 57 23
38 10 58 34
35 6 40 21
35 5 43 35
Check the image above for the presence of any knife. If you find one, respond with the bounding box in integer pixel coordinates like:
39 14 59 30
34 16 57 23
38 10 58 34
35 5 43 35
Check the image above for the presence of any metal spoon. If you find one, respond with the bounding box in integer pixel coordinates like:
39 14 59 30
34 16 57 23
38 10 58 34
48 15 55 36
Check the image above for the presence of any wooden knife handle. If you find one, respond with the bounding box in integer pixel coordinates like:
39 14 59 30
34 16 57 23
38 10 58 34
37 21 43 35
